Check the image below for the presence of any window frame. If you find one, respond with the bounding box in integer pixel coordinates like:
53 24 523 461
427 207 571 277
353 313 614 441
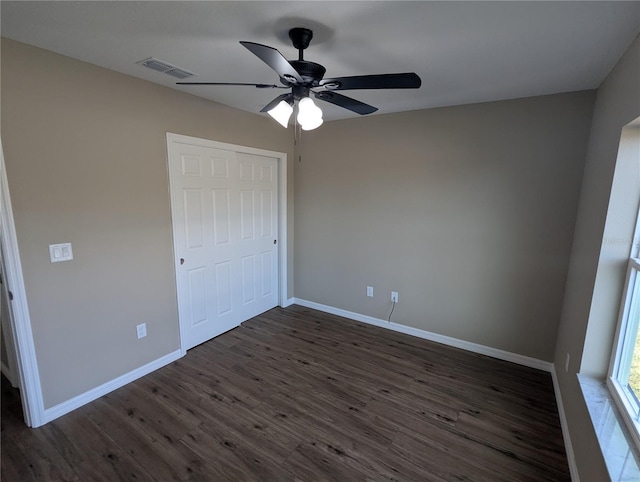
607 207 640 451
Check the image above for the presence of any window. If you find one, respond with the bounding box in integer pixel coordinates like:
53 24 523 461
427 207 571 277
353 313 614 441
607 121 640 450
609 255 640 449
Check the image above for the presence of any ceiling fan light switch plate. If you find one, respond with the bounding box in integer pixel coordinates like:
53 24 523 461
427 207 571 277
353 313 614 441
49 242 73 263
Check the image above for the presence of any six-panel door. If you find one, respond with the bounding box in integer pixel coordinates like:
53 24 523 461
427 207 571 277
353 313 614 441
170 142 278 350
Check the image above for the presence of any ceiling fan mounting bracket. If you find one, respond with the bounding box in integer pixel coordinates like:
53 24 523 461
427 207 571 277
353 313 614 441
289 27 313 51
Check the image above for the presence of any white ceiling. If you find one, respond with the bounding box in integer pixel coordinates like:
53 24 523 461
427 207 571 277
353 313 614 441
2 1 639 121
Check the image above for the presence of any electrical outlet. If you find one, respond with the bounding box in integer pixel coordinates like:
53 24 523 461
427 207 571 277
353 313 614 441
565 353 570 373
391 291 398 303
137 323 147 339
367 286 374 297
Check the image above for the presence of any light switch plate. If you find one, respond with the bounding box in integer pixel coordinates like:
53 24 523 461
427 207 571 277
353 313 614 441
49 243 73 263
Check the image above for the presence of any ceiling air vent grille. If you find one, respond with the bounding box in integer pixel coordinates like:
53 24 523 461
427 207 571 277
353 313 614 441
136 57 195 79
164 68 193 79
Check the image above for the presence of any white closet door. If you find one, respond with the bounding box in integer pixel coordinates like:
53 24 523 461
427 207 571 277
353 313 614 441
169 141 278 350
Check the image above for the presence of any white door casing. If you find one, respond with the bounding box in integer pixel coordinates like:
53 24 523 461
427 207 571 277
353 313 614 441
167 134 287 352
1 238 20 387
0 137 45 427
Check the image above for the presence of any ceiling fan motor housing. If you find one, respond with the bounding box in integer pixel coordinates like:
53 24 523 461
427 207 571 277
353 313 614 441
288 60 326 85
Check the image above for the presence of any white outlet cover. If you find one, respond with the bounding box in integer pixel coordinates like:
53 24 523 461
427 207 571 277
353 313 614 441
136 323 147 339
367 286 374 297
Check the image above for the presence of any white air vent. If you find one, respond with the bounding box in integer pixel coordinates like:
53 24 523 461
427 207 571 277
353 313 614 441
136 57 195 79
164 68 194 79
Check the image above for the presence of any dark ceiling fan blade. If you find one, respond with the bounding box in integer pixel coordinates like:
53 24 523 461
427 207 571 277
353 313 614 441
176 82 287 88
318 73 421 91
314 91 378 115
240 41 303 84
260 93 294 113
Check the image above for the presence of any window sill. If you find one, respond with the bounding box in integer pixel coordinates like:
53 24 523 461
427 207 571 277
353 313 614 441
578 375 640 480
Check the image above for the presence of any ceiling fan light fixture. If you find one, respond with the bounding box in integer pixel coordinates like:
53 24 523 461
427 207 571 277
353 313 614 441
267 99 294 128
297 97 323 130
301 116 324 131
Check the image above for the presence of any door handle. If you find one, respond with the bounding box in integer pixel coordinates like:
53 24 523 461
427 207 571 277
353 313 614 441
180 258 185 265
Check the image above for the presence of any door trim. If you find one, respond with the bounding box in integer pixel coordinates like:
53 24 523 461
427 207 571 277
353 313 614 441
1 235 20 387
166 133 288 355
0 138 45 427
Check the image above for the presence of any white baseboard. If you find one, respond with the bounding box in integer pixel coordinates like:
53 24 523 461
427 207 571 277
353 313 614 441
42 349 183 425
293 298 553 372
551 366 580 482
281 297 295 308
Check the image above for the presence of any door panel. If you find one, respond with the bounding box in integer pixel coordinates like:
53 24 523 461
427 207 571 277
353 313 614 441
214 261 233 316
261 251 274 296
240 190 255 239
187 267 207 326
184 190 204 249
212 189 230 244
169 141 278 350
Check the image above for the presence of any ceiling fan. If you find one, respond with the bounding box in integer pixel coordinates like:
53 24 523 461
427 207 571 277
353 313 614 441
177 27 422 130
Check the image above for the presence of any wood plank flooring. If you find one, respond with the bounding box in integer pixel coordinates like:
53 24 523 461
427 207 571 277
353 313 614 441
1 305 570 481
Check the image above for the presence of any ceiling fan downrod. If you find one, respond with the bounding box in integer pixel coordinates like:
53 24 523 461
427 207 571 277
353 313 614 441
287 28 326 85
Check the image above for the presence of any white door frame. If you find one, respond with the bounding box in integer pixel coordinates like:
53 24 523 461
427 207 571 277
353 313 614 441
1 235 21 387
166 133 288 355
0 138 45 427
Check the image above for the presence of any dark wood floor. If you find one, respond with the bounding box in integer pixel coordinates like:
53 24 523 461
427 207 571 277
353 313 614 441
1 305 569 481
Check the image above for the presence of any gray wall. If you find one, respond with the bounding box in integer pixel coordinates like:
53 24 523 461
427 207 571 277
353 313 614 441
554 34 640 481
0 39 294 408
294 91 595 362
